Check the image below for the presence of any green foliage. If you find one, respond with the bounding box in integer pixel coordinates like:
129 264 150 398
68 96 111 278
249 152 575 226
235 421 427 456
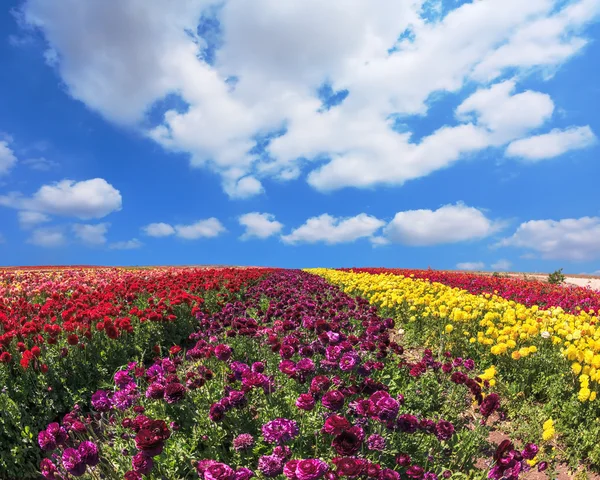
547 268 566 285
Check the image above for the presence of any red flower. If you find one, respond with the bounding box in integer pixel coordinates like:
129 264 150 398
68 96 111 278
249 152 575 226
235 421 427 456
0 352 12 363
31 346 41 357
169 345 182 356
67 334 79 346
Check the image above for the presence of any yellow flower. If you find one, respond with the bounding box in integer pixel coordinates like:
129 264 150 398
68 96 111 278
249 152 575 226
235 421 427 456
572 362 582 375
578 388 591 402
445 324 454 334
511 351 521 360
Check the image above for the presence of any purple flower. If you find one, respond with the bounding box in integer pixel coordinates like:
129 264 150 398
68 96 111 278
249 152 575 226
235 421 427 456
295 459 329 480
91 390 112 412
435 420 455 441
262 418 299 444
234 468 255 480
164 383 186 404
215 344 232 361
464 359 475 371
339 352 359 371
233 433 255 451
38 430 57 451
252 362 265 373
296 394 316 411
46 423 68 445
367 434 386 451
376 396 399 421
297 358 316 373
40 458 59 479
322 415 351 435
209 403 226 422
258 455 284 477
272 445 292 460
114 370 134 388
397 414 419 433
132 453 153 475
146 382 166 399
78 441 99 467
205 462 235 480
332 426 364 456
380 469 400 480
284 460 300 480
62 448 86 477
406 465 425 479
522 443 539 460
322 390 345 411
112 387 138 411
480 393 500 418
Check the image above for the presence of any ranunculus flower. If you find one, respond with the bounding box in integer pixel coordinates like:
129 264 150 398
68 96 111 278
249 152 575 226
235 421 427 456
234 468 254 480
62 448 86 477
397 414 419 433
233 433 255 451
296 393 316 411
406 465 425 479
322 390 345 411
435 420 455 441
262 418 299 444
367 434 385 451
164 382 186 404
258 455 284 477
284 460 300 480
38 430 56 451
78 441 99 467
332 427 363 456
295 459 329 480
322 415 351 435
146 382 166 399
480 393 500 418
215 344 232 361
205 462 235 480
132 452 153 475
40 458 59 479
91 390 112 412
332 457 364 477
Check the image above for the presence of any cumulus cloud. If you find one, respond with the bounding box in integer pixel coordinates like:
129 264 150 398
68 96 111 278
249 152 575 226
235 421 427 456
175 218 226 240
383 204 502 246
491 259 512 270
18 211 50 229
506 126 597 160
27 227 66 247
144 218 226 240
498 216 600 261
21 0 600 196
143 222 176 237
72 223 109 245
109 238 143 250
0 178 122 219
281 213 385 245
239 212 283 239
457 262 485 270
0 140 17 176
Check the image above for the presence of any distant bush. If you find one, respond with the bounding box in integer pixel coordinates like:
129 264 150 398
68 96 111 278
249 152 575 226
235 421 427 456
548 268 566 285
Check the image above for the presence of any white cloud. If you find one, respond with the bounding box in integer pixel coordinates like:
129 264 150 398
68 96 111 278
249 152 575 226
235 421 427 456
109 238 143 250
383 204 501 246
27 227 66 247
143 222 176 237
455 80 554 142
0 178 122 219
72 223 109 245
143 219 226 239
457 262 485 270
491 259 512 271
21 0 600 196
498 217 600 261
0 140 17 176
282 213 385 245
174 218 226 240
239 212 283 239
18 211 51 229
506 126 597 160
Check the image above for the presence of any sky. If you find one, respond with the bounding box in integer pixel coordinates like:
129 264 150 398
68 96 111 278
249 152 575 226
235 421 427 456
0 0 599 271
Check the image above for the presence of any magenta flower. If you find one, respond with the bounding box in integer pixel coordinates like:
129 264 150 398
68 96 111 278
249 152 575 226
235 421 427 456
40 458 59 479
322 390 345 411
258 455 284 477
62 448 86 477
367 434 386 451
38 430 57 451
78 441 99 467
233 433 255 451
164 382 186 404
132 453 153 475
91 390 112 412
205 462 235 480
262 418 299 444
295 459 329 480
296 394 316 411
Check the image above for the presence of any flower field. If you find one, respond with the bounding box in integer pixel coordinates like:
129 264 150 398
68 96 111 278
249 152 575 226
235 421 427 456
309 268 600 472
2 266 597 479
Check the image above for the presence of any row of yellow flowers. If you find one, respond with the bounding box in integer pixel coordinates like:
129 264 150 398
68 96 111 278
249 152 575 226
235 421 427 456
307 268 600 403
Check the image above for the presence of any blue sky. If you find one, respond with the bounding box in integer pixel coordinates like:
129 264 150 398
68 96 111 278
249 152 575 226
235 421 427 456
1 0 599 271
